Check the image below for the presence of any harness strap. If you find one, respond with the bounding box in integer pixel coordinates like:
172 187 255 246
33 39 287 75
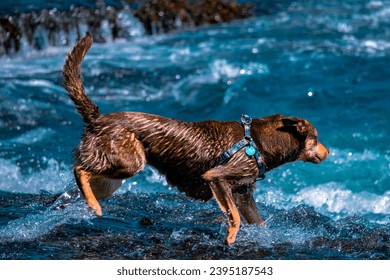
214 139 247 166
214 114 266 180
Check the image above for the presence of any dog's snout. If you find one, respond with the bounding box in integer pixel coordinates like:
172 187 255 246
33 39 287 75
317 142 329 161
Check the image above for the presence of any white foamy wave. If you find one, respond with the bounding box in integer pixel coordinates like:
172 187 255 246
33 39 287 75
360 39 390 55
166 59 269 105
0 51 66 78
210 59 269 81
0 158 72 194
293 183 390 215
257 183 390 218
342 36 390 56
262 147 389 197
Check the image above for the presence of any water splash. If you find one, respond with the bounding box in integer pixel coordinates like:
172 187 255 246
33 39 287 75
0 158 72 194
0 200 94 243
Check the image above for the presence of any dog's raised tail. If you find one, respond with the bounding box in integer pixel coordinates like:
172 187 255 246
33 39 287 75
63 32 99 124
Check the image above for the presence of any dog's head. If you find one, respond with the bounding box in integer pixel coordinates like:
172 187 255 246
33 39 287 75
253 115 329 168
281 117 329 164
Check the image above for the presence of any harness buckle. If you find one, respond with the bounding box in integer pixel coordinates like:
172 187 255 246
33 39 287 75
241 114 252 125
222 150 232 159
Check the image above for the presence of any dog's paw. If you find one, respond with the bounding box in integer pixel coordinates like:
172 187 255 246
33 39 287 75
259 221 265 228
88 202 102 217
225 235 237 246
94 207 102 217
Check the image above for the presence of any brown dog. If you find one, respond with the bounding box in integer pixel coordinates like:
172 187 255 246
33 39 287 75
63 32 329 245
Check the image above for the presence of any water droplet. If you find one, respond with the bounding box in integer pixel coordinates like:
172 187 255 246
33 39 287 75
308 91 313 97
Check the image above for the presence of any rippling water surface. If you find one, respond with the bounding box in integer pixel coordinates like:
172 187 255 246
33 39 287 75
0 0 389 259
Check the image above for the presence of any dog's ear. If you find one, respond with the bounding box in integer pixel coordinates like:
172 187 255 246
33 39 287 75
282 117 309 136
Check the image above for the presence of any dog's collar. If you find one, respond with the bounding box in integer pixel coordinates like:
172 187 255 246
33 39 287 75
215 114 266 180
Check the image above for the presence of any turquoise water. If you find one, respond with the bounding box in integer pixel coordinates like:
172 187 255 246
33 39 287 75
0 0 389 259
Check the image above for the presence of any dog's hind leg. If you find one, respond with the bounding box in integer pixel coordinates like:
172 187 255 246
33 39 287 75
74 165 103 216
209 179 241 245
75 131 146 216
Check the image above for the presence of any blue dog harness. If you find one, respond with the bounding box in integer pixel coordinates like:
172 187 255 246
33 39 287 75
215 114 266 180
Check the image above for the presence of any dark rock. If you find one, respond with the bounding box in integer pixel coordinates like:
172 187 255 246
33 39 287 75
135 0 253 35
192 0 253 25
0 5 134 56
139 217 153 226
0 1 255 56
0 17 22 56
134 0 192 34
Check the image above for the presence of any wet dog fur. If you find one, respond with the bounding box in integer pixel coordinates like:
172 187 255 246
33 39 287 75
63 32 329 245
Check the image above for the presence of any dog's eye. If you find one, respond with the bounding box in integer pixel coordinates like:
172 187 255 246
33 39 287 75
307 137 317 147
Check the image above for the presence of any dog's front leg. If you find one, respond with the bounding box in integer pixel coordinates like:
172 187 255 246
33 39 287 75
233 183 264 226
209 179 241 245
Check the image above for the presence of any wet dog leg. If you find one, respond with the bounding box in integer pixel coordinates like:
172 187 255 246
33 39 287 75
76 131 146 213
209 180 241 245
74 165 102 216
233 184 264 226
